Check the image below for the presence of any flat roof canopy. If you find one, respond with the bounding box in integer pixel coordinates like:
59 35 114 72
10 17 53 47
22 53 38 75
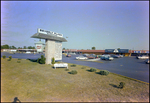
31 33 67 42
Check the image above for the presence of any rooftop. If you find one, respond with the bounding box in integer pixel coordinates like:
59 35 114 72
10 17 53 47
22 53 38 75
31 33 67 42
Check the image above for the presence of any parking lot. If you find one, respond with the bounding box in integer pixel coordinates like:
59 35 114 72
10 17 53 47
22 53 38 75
1 52 149 83
62 54 149 83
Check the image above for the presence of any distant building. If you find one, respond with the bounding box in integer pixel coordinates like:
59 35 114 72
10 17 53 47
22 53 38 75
62 49 149 56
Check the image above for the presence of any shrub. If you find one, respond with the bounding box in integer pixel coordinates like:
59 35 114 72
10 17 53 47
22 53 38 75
40 55 46 64
37 58 41 63
70 70 77 74
7 58 11 61
99 70 109 75
89 68 97 72
9 56 12 60
65 69 69 71
71 64 76 67
18 58 21 60
81 66 86 69
37 55 46 64
52 57 55 64
17 61 21 63
2 55 6 59
119 82 125 89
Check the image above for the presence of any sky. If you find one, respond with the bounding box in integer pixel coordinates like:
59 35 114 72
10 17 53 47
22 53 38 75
1 1 149 50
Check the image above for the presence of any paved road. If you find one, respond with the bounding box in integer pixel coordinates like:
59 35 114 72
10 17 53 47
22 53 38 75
62 54 149 83
1 52 149 83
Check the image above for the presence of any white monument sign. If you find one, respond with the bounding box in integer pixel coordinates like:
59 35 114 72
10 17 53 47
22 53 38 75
31 28 67 64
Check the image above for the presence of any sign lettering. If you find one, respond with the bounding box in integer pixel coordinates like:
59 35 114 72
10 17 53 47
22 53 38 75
37 46 41 49
37 28 63 37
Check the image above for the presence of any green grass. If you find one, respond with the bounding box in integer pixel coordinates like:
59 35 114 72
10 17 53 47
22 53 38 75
1 58 149 102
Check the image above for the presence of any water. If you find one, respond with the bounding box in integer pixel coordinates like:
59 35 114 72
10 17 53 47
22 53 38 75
1 52 149 83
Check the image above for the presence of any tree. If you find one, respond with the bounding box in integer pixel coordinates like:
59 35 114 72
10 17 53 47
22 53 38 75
63 48 65 50
12 46 16 49
118 48 120 50
1 44 9 49
23 46 27 49
9 46 12 49
92 47 96 50
28 46 32 49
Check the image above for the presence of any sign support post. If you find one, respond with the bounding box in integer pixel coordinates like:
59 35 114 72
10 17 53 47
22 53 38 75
31 28 67 64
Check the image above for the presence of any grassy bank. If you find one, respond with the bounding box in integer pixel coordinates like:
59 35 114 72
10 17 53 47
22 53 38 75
1 58 149 102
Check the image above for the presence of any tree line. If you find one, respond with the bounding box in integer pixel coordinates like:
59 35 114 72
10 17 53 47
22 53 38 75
1 44 35 49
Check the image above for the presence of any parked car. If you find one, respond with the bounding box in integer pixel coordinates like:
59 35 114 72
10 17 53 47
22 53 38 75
76 56 88 60
106 57 114 61
137 55 149 59
26 51 31 54
111 55 120 58
83 54 89 57
101 55 114 61
119 55 124 57
145 59 149 64
69 53 76 55
97 55 103 58
87 56 95 59
66 54 71 57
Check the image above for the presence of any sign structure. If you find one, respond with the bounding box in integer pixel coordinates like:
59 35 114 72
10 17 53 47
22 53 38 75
55 41 62 60
35 41 45 53
37 28 63 37
113 49 119 53
31 28 67 64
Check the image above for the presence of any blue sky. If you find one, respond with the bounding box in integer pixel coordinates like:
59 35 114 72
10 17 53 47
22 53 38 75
1 1 149 50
